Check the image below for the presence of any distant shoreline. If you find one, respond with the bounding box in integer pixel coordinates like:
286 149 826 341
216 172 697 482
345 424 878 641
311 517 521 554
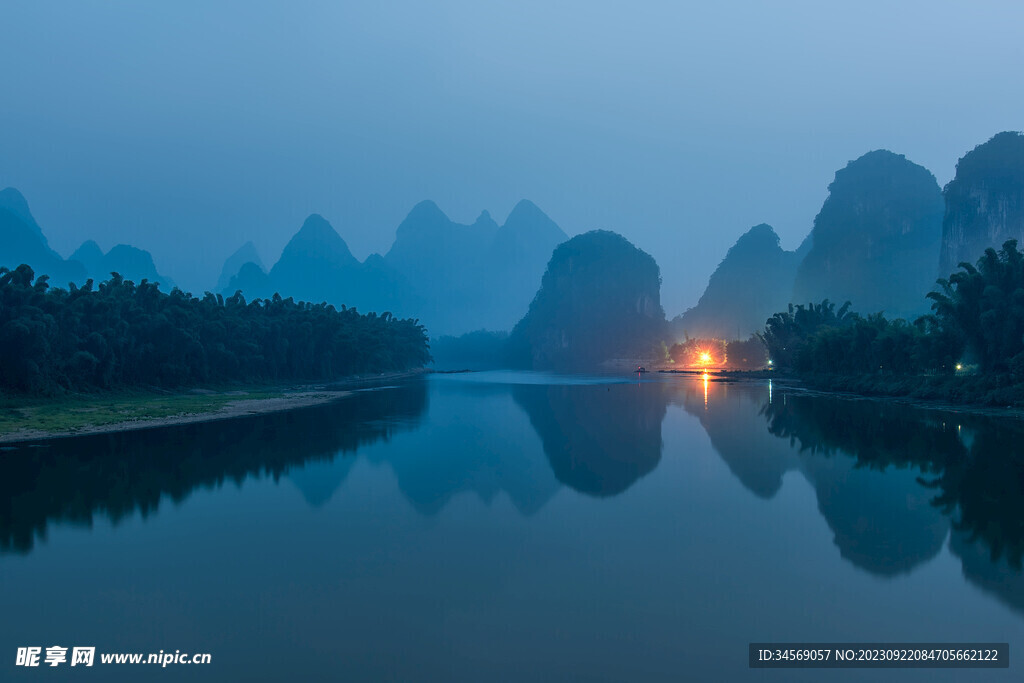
0 369 429 445
19 365 1022 448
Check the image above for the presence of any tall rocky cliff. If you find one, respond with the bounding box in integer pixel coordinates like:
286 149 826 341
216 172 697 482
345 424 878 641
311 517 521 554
792 150 943 318
939 131 1024 275
507 230 666 368
673 223 805 339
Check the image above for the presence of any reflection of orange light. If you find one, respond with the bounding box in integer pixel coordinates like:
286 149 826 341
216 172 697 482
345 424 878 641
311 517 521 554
703 371 709 407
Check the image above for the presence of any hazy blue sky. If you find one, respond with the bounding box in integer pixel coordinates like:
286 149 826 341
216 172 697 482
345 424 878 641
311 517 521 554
2 0 1022 312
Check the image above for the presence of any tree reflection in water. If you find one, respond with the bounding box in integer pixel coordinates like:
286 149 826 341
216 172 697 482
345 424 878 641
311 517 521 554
0 382 428 554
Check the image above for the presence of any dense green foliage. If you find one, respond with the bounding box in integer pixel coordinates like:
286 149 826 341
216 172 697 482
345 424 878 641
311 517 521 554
726 336 768 369
760 300 855 371
929 240 1024 373
0 264 430 395
760 301 957 376
761 240 1024 402
507 230 667 369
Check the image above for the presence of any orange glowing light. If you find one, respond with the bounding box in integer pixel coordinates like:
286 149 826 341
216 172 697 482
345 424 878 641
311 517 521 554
700 352 712 364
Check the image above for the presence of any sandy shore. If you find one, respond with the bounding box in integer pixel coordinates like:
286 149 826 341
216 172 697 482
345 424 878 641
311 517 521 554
0 369 429 445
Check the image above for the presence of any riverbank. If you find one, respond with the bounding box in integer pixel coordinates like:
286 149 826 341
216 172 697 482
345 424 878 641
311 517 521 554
689 369 1024 420
792 372 1024 411
0 369 429 444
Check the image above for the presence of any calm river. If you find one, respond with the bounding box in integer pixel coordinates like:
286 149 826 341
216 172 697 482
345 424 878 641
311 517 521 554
1 371 1022 680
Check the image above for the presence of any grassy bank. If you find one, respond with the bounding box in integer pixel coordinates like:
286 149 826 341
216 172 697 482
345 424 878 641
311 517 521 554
0 388 287 437
0 369 431 443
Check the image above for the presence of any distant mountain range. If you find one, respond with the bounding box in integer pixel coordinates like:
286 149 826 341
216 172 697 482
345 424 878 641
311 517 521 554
219 199 566 336
0 187 564 338
3 131 1022 345
385 199 566 333
70 240 175 289
224 213 418 318
675 132 1024 340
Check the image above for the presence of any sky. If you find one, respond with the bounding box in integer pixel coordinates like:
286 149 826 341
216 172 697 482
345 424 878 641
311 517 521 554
1 0 1022 313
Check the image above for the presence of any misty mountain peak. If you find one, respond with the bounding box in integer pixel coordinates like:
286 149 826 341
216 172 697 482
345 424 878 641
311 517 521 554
473 210 498 231
487 200 566 267
396 200 451 237
216 241 265 293
72 239 104 261
275 214 358 274
672 222 799 339
0 187 34 223
105 244 169 284
386 199 491 273
0 187 45 242
506 199 545 223
297 213 338 239
830 149 938 194
794 148 943 318
225 261 270 297
70 240 105 272
233 241 262 266
501 200 566 242
730 223 781 254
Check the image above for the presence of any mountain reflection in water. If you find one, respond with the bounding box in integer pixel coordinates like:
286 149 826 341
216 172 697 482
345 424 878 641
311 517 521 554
512 381 668 497
689 378 1024 614
4 371 1024 620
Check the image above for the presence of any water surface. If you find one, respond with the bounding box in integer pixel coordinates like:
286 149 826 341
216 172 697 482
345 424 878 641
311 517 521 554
2 372 1023 680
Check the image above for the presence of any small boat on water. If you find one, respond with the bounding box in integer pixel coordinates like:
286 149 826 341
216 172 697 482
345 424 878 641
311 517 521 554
636 366 647 374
